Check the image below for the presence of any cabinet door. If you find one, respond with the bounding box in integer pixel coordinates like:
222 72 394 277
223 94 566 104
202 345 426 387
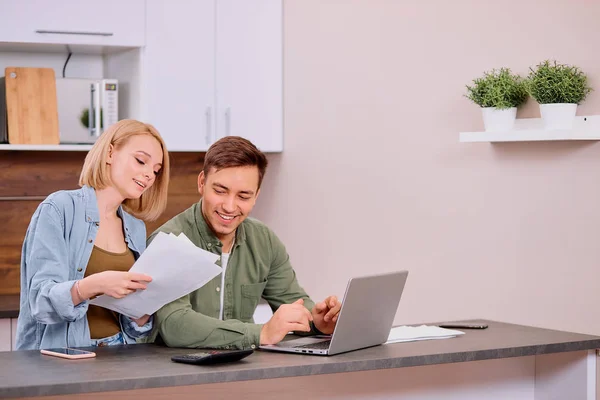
216 0 283 152
0 0 145 47
0 319 10 352
143 0 215 152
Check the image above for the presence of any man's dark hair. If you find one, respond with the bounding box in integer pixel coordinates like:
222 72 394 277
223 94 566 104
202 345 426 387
203 136 269 189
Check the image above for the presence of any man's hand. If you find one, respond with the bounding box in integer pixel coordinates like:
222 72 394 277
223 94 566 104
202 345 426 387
311 295 341 334
260 299 313 345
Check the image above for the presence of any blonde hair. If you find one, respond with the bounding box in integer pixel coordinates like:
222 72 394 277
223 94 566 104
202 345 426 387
79 119 170 221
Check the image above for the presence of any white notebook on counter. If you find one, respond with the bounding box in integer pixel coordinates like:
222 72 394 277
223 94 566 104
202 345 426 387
386 325 465 344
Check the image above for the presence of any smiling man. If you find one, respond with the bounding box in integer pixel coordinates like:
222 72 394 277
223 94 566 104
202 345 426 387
147 136 341 350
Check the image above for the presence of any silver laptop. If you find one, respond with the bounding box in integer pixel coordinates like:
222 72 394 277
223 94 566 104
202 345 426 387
260 270 408 356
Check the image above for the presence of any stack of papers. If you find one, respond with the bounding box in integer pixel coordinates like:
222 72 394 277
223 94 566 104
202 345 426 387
385 325 465 344
90 232 222 319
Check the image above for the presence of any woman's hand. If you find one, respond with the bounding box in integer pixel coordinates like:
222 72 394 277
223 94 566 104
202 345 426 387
79 271 153 300
132 314 151 326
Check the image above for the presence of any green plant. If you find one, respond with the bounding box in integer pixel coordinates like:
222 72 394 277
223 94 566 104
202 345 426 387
526 60 592 104
79 108 103 129
465 68 528 109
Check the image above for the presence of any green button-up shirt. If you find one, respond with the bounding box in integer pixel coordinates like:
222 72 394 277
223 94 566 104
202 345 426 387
147 201 315 349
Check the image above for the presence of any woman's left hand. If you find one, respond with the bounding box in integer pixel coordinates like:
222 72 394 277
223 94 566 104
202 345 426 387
132 314 151 326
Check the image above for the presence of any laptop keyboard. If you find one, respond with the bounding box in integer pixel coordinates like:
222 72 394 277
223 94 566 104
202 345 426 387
293 340 331 350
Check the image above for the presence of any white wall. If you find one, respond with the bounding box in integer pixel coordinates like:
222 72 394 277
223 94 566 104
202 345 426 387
253 0 600 335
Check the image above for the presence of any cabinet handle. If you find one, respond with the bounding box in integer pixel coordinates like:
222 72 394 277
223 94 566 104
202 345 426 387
35 30 114 37
205 106 212 146
225 107 231 137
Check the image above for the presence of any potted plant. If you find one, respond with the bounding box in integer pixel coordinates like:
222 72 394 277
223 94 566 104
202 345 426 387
465 68 528 132
526 60 592 130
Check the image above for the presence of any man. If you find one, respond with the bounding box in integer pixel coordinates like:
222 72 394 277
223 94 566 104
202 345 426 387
148 136 341 349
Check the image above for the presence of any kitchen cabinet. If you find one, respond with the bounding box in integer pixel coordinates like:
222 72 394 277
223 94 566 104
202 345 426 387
0 319 10 352
143 0 216 152
0 0 145 47
144 0 283 152
215 0 283 152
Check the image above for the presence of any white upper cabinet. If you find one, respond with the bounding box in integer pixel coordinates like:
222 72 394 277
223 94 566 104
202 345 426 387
144 0 216 152
0 0 145 47
216 0 283 152
143 0 283 152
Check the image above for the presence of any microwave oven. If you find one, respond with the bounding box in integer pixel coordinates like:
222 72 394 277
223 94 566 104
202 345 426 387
55 78 119 144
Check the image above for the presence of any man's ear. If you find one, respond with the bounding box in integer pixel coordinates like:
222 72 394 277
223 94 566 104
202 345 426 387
106 144 114 165
197 171 205 196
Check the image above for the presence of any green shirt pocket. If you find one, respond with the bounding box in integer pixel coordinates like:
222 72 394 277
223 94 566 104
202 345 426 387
241 281 268 320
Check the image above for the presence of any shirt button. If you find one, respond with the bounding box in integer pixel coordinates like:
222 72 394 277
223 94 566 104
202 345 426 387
251 345 256 349
95 222 99 227
216 287 220 292
88 239 93 243
77 268 83 272
207 243 212 248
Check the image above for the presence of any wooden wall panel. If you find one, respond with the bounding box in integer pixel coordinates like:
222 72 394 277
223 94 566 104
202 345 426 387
0 151 85 197
0 201 38 294
0 151 204 295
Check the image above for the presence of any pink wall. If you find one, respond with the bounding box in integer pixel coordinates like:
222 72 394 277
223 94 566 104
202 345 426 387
253 0 600 334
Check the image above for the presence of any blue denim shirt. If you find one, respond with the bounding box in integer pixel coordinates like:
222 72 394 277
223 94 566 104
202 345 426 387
15 185 152 350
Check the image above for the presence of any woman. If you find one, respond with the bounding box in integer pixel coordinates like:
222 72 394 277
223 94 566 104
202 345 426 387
15 119 170 350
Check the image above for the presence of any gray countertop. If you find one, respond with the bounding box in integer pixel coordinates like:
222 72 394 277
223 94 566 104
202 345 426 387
0 295 19 319
2 320 600 398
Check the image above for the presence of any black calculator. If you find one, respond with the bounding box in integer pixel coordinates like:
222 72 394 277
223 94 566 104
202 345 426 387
171 349 254 365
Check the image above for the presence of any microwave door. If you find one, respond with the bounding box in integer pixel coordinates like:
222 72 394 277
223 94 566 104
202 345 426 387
56 78 98 144
90 81 101 137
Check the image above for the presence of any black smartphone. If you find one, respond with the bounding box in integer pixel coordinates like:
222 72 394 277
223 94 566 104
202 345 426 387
437 322 488 329
171 349 254 365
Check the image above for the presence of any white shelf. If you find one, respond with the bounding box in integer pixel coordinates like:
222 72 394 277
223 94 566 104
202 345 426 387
0 144 93 151
460 115 600 143
0 42 139 56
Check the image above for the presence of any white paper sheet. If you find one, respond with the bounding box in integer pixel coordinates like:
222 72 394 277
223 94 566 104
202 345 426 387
385 325 465 344
89 232 222 319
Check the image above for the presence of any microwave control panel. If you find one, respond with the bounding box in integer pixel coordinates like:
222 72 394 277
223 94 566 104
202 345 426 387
101 79 119 130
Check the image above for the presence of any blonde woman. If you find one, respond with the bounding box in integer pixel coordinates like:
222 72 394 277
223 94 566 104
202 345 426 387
15 119 170 350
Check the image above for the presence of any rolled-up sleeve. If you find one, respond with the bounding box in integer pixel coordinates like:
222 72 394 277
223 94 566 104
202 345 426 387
121 314 153 341
26 203 88 324
156 295 262 350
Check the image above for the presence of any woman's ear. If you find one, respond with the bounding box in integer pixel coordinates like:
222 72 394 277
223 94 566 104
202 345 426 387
106 144 114 165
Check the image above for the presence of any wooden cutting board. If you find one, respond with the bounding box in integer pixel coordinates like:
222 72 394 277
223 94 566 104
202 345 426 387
5 67 59 145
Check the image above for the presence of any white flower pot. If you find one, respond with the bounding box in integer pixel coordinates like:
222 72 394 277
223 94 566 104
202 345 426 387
481 107 517 132
539 103 577 130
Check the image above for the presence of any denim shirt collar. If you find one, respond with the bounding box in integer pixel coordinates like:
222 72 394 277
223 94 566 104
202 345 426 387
82 185 100 223
81 185 138 248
